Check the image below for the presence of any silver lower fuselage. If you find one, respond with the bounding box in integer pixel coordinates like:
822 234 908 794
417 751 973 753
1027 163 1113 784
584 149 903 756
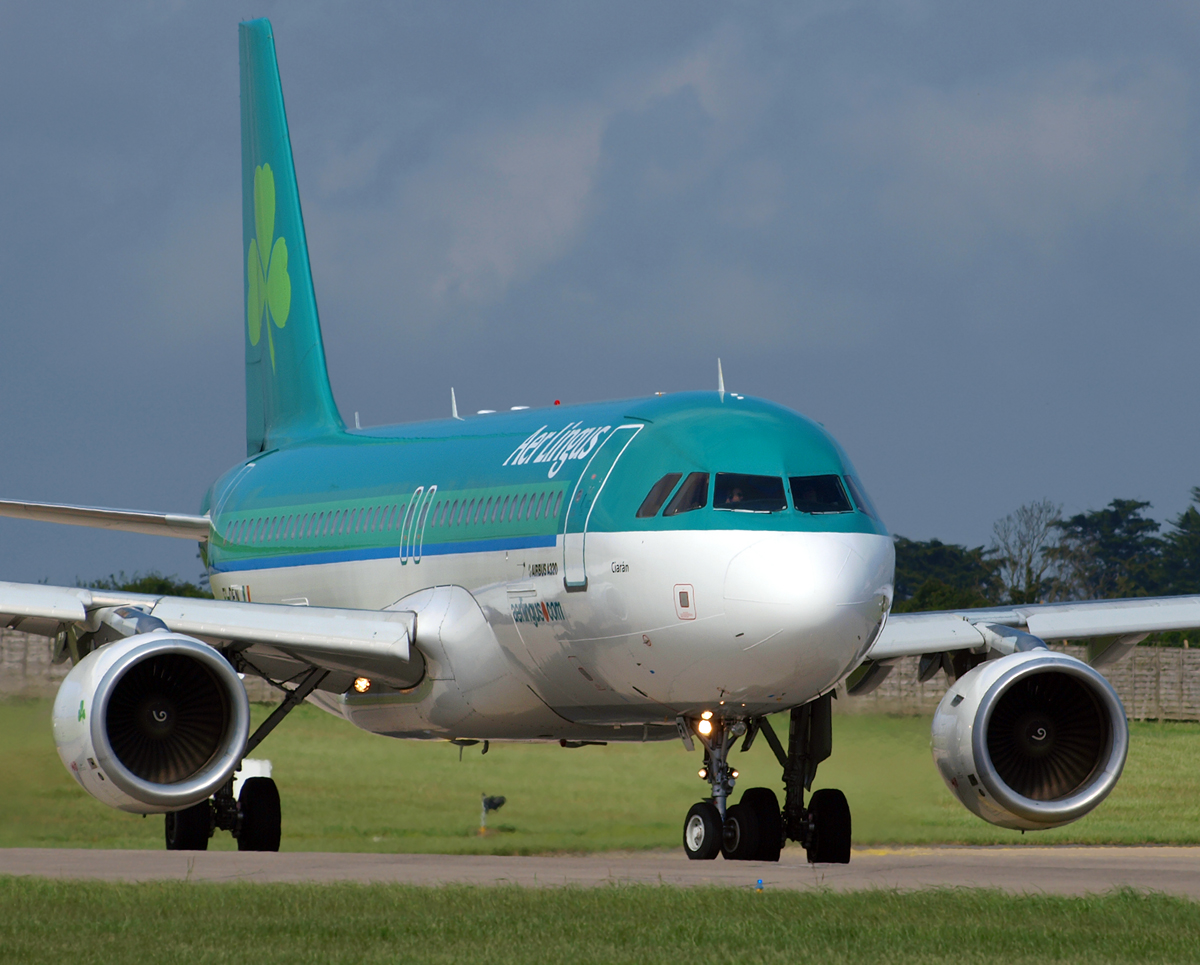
209 529 895 741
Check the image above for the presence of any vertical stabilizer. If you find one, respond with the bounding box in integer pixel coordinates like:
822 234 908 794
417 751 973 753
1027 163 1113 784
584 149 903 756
240 19 343 455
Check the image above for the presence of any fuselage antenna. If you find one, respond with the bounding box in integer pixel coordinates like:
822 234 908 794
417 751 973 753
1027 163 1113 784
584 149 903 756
717 358 725 401
354 412 361 429
451 388 464 421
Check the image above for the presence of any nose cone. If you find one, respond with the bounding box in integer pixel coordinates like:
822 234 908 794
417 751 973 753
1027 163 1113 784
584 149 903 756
718 532 894 699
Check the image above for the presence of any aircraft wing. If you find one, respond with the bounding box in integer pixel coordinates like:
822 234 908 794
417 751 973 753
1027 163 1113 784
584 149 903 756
0 498 210 541
0 581 419 689
868 594 1200 665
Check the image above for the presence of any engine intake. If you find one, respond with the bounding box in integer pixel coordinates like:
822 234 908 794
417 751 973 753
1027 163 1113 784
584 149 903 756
931 650 1127 830
54 632 250 813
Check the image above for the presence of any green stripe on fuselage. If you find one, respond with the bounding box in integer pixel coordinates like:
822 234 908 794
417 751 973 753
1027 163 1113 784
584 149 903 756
202 392 887 572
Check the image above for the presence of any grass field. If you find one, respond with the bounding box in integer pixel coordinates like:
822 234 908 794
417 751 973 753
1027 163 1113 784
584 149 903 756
2 878 1198 964
3 698 1200 852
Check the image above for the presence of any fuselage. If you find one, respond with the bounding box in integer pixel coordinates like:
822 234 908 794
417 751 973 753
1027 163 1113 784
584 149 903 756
201 391 895 741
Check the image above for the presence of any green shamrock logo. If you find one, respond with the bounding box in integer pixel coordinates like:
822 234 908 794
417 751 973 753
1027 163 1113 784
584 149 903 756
246 164 291 369
78 699 86 722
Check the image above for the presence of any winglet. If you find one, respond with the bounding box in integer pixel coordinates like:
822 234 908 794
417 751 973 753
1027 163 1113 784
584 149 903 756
717 358 725 401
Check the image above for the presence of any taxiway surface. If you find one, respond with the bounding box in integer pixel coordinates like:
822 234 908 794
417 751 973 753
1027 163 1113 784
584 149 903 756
2 846 1198 895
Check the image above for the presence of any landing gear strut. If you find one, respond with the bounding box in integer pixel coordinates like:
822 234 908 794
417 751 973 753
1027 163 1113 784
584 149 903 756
164 665 327 852
678 693 852 864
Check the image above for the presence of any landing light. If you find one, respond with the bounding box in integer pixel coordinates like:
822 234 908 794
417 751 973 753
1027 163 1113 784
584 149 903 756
697 719 713 736
731 769 739 779
353 677 371 693
698 768 708 779
700 710 713 720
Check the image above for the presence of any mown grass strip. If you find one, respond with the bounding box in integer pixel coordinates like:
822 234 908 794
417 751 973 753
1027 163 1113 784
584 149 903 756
2 878 1198 965
4 698 1200 851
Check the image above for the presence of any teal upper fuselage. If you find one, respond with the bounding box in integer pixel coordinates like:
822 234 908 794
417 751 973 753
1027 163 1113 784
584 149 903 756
202 391 888 578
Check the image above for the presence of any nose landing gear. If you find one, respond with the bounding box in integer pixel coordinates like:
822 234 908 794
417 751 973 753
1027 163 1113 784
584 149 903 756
679 693 852 864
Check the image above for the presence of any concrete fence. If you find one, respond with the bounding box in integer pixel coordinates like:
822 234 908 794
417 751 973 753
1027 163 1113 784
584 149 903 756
4 627 1200 719
838 643 1200 720
0 629 279 702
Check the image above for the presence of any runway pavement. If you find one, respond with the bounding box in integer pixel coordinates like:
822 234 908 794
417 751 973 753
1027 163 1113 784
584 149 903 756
2 846 1198 896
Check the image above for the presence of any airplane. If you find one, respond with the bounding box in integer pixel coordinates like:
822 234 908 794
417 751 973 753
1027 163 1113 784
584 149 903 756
4 17 1200 861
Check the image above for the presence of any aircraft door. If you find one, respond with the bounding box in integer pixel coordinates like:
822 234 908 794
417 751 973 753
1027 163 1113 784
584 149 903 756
562 425 641 590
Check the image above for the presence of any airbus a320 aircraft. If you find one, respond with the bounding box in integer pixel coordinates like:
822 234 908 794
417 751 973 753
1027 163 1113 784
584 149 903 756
5 19 1200 861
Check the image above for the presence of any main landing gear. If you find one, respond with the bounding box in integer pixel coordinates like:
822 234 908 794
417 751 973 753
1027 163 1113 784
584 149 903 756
164 666 327 852
680 693 851 864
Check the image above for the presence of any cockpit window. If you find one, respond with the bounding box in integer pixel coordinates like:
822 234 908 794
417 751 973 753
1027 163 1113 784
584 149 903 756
637 473 683 518
789 474 852 514
663 472 709 516
713 473 787 513
844 475 880 520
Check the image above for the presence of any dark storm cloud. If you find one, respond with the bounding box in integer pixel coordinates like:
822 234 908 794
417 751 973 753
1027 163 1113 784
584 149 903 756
2 2 1200 583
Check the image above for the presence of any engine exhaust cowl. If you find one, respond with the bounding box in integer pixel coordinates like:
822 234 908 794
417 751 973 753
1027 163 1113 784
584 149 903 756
53 632 250 813
931 650 1127 830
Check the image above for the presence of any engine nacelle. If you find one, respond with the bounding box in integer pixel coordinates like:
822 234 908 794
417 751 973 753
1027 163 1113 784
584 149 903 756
931 650 1127 830
53 632 250 814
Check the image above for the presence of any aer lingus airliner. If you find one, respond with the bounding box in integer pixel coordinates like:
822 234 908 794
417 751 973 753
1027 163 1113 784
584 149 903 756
5 19 1200 861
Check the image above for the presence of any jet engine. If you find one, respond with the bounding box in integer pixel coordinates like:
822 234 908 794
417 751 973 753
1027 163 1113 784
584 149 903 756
931 650 1127 830
53 632 250 813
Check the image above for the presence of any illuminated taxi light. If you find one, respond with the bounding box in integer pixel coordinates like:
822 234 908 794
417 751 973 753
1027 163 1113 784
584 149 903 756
700 710 713 720
731 769 739 779
697 718 713 736
698 768 708 779
353 677 371 693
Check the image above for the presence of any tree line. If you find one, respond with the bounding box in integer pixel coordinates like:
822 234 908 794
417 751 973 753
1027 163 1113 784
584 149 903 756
895 489 1200 626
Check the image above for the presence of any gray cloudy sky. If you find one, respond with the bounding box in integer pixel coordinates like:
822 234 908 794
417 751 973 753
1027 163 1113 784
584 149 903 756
2 2 1199 585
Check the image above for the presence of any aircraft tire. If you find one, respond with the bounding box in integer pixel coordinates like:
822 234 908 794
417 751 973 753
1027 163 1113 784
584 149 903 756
740 787 782 862
805 788 851 864
720 802 761 860
683 801 722 860
237 777 281 852
165 800 211 851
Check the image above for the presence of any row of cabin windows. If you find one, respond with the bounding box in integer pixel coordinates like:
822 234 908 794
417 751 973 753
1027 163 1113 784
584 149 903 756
636 472 879 519
223 490 565 547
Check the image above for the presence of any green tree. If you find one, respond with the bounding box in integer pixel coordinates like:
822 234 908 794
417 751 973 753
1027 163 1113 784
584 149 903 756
893 537 1001 612
84 571 210 598
1049 499 1162 599
1159 487 1200 595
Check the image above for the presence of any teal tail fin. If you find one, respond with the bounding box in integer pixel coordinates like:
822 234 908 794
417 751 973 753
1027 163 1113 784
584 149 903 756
240 19 343 456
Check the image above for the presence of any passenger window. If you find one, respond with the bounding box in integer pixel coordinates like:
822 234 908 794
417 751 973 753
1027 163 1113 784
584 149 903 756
553 492 563 517
713 474 786 513
664 473 709 516
789 475 852 514
845 475 881 520
518 494 528 521
535 493 546 520
637 473 683 518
